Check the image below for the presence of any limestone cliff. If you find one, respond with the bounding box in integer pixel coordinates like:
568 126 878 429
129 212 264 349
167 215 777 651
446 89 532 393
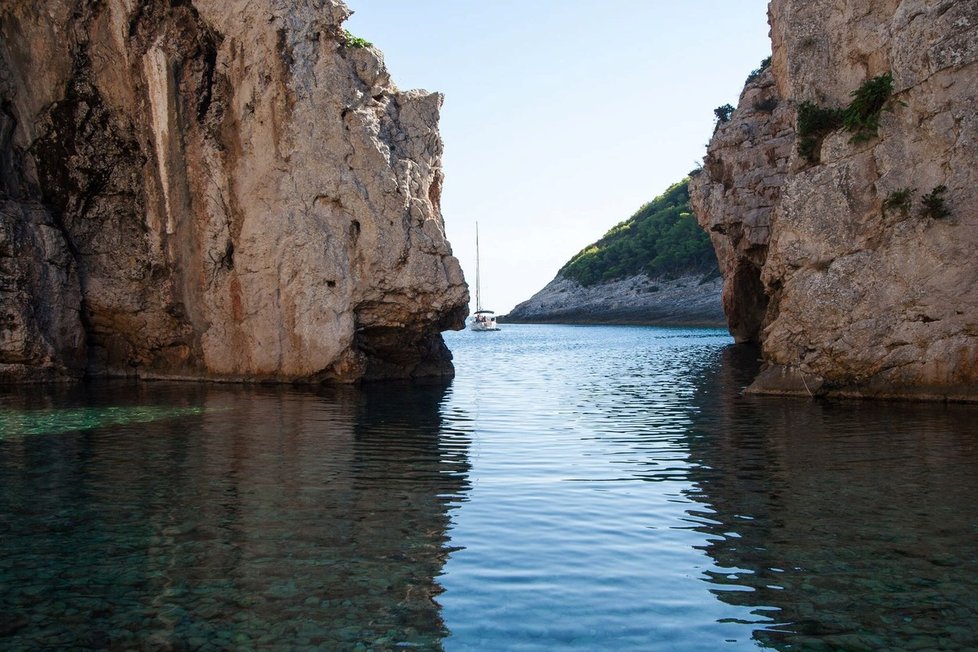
505 274 724 326
0 0 467 383
692 0 978 401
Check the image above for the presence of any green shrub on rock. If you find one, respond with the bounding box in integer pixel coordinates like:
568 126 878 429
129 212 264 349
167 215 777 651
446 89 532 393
883 187 915 216
842 73 895 143
921 185 951 219
342 29 372 48
714 104 735 124
795 73 897 164
797 102 843 164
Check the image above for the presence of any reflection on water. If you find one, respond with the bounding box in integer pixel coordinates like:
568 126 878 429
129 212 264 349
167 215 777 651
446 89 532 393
439 326 755 650
3 325 978 650
0 382 470 650
687 345 978 650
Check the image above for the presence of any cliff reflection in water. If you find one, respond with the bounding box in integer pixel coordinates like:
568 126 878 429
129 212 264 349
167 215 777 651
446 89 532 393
0 381 471 650
685 345 978 650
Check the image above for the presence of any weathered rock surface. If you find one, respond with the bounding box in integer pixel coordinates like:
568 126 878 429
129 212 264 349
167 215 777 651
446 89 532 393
505 273 725 326
691 0 978 400
0 0 467 383
0 201 85 381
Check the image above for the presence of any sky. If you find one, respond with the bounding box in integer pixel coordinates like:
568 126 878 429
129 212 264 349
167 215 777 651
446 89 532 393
344 1 772 315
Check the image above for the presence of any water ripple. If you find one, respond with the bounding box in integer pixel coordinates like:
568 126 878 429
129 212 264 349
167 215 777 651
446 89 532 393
3 326 978 650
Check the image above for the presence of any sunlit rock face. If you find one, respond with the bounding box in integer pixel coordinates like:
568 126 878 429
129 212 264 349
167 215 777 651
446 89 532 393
505 273 725 326
691 0 978 400
0 0 467 383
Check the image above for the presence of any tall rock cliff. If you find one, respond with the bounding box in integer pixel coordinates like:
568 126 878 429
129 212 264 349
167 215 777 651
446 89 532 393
0 0 467 383
692 0 978 400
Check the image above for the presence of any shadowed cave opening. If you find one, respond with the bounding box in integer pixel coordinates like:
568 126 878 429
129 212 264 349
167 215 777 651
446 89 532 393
727 261 768 344
354 325 455 381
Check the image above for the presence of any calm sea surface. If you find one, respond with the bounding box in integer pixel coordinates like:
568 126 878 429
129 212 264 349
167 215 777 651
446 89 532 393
2 324 978 650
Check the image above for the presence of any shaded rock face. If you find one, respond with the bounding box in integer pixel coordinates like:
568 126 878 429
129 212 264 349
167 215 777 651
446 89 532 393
0 0 467 383
505 273 725 326
690 67 793 344
692 0 978 400
0 201 85 381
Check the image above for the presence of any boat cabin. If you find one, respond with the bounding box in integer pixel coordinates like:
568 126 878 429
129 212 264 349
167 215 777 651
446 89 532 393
471 310 499 331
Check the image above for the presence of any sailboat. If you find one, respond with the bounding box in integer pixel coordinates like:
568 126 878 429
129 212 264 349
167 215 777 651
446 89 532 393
470 222 500 332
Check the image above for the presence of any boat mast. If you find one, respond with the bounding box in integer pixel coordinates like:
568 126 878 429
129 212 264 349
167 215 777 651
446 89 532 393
475 222 482 312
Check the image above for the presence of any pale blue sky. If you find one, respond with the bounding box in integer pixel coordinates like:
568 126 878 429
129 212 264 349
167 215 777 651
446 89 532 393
345 1 772 314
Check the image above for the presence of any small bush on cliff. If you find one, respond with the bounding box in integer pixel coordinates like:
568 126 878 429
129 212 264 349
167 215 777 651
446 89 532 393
883 188 915 216
745 56 772 85
921 185 951 219
342 29 372 48
796 102 843 163
842 73 895 143
796 73 896 164
559 180 718 286
714 104 735 124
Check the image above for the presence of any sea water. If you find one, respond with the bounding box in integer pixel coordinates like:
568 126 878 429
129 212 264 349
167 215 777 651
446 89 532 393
1 324 977 650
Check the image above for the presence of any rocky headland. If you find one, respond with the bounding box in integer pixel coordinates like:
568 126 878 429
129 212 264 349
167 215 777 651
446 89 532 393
0 0 467 384
507 179 724 326
692 0 978 400
505 273 724 326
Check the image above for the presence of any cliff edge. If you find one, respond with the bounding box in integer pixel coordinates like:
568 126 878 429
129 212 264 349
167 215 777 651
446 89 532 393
0 0 467 383
692 0 978 400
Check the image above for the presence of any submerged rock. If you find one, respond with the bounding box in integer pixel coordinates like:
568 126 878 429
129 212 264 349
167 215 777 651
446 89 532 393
691 0 978 400
0 0 467 383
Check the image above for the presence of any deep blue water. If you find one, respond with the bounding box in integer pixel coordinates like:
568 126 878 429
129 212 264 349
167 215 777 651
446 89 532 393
2 324 978 650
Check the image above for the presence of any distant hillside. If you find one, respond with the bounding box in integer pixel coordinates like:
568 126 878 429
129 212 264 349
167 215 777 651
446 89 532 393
560 179 718 286
506 179 724 326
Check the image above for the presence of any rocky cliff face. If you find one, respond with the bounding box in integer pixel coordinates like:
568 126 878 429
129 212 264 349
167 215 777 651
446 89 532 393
692 0 978 400
0 0 467 383
505 273 725 326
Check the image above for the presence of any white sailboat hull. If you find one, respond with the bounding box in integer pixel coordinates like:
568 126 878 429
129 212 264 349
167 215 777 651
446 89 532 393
470 310 500 331
470 321 500 332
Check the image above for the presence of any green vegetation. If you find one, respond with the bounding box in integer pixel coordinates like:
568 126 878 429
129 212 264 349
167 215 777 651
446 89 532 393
921 185 951 219
746 56 772 85
560 180 718 286
714 104 735 124
881 185 951 219
796 101 844 163
342 29 372 48
796 73 896 163
883 187 915 216
841 73 895 143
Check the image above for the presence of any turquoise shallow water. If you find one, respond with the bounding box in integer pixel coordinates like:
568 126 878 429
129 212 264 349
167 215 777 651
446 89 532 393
2 324 978 650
